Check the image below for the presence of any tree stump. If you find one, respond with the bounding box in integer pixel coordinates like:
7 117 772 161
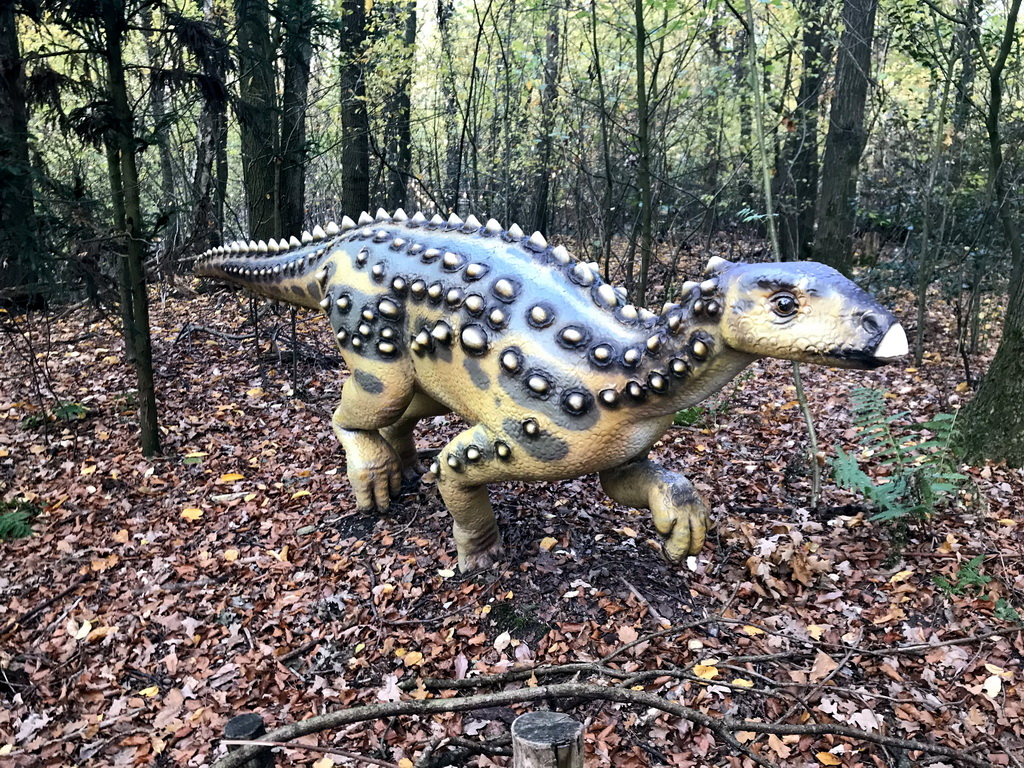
223 713 275 768
511 711 584 768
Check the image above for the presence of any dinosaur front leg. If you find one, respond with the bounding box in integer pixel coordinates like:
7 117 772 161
434 424 504 572
379 392 451 484
599 460 710 562
331 368 414 513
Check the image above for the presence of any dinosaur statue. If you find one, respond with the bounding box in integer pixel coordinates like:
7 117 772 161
194 210 908 571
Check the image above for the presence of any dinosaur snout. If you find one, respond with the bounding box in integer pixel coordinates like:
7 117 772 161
872 321 909 362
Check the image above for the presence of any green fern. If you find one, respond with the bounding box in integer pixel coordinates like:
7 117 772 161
832 388 965 522
0 500 38 541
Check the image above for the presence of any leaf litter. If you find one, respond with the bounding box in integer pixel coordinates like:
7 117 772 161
0 270 1022 767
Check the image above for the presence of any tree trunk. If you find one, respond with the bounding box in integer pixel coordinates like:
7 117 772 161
733 28 753 212
589 0 615 278
961 0 1024 467
777 0 829 262
340 0 369 215
280 0 313 236
437 0 461 211
103 0 160 456
235 0 279 240
385 1 416 211
813 0 878 275
0 0 40 304
190 0 229 250
532 2 561 234
141 5 179 274
634 0 652 306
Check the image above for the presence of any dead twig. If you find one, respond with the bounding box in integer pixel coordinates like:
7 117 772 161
220 739 400 767
210 682 1001 768
0 574 92 638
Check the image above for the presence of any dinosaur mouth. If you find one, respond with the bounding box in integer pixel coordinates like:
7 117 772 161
872 323 909 362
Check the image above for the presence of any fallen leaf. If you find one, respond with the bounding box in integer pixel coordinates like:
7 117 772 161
693 663 718 680
768 733 791 758
816 752 842 765
219 473 245 483
539 536 558 551
983 674 1002 698
810 651 839 682
181 507 203 521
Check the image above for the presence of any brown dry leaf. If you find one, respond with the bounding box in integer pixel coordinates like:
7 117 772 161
809 651 840 682
816 752 842 765
617 625 639 644
767 734 792 758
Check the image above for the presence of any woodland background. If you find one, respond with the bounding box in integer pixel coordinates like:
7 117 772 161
1 0 1024 765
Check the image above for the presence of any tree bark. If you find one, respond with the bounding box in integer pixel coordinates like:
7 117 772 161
384 1 416 211
189 0 230 251
437 0 461 211
0 0 40 304
532 2 561 235
511 712 583 768
235 0 279 240
103 0 160 456
961 0 1024 467
280 0 313 236
141 5 179 274
634 0 652 306
340 0 369 215
777 0 830 262
813 0 878 275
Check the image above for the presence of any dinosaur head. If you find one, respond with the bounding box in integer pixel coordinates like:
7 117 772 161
699 257 908 369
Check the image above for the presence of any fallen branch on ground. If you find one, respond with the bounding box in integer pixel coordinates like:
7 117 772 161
210 681 1002 768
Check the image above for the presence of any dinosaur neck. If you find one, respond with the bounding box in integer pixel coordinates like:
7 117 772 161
664 346 758 411
618 289 756 418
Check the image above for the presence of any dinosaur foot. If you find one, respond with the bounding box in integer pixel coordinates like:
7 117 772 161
457 541 504 573
340 432 404 514
454 525 504 573
652 486 711 563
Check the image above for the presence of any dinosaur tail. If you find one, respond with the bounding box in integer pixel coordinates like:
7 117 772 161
194 225 345 311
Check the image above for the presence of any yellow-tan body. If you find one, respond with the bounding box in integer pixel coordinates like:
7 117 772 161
195 210 907 570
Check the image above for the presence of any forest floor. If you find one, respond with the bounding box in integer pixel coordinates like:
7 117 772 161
1 249 1023 768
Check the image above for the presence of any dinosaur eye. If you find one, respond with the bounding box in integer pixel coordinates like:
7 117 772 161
771 293 799 317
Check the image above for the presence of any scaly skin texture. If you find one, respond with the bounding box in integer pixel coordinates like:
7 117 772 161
195 210 907 571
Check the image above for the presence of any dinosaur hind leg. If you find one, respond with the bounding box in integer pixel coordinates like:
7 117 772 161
380 392 451 486
332 363 415 513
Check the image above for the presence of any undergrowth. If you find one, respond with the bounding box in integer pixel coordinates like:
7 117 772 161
831 387 966 524
0 499 41 541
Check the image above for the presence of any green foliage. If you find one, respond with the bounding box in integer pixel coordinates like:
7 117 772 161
53 401 88 421
19 402 88 430
673 406 704 426
932 557 1024 627
0 499 41 541
994 598 1023 625
673 370 752 428
831 387 966 522
933 555 991 596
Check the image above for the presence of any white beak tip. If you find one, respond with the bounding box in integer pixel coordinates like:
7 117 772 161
874 323 909 361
